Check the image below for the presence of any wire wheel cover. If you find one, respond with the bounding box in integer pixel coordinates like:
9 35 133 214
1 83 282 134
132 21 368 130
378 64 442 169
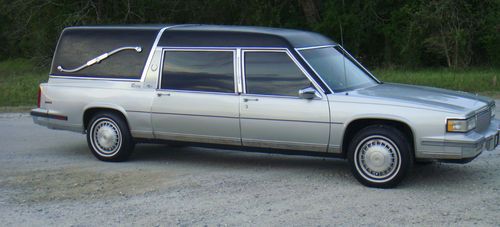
354 135 401 182
90 117 122 157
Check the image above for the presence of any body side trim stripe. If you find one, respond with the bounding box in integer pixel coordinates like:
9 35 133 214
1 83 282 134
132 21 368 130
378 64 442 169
128 110 332 124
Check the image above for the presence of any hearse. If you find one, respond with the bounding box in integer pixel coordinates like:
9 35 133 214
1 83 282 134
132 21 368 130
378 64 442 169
31 24 499 187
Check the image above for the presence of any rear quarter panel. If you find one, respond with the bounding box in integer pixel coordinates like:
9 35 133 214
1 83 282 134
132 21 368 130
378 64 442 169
42 78 155 138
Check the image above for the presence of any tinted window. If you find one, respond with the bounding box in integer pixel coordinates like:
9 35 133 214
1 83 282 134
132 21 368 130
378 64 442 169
161 51 234 93
244 52 311 96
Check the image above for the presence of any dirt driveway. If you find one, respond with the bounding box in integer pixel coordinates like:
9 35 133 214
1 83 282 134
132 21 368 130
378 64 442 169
0 113 499 226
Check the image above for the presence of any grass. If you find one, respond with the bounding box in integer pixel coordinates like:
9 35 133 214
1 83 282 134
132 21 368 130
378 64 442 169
0 59 498 107
0 59 48 107
373 68 500 98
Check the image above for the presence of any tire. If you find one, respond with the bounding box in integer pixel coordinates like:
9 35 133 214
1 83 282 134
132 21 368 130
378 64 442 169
347 125 413 188
86 111 134 162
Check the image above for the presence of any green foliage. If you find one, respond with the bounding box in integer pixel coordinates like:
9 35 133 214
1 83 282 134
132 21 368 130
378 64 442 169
0 0 499 68
0 59 47 106
374 68 500 93
0 58 498 107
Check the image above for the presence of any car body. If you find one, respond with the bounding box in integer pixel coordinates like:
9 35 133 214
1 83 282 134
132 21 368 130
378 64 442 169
31 24 499 187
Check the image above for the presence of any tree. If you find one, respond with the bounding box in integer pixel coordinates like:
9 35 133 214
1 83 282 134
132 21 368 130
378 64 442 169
417 0 476 69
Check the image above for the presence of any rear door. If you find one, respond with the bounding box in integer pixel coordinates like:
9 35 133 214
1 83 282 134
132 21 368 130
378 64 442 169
239 49 330 152
151 49 241 146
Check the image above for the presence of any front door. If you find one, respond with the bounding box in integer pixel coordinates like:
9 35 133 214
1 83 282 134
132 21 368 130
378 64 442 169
239 50 330 152
151 49 241 146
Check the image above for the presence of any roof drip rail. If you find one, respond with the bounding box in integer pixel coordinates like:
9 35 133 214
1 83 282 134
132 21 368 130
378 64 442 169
57 46 142 73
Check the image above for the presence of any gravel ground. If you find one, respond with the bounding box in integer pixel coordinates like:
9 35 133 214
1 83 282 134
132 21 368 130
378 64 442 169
0 106 499 226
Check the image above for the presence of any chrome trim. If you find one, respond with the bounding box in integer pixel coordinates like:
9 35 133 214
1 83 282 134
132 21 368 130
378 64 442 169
148 111 238 119
241 116 328 124
158 48 238 94
295 44 336 51
139 25 184 82
57 46 142 73
464 103 490 119
233 49 239 93
421 140 481 148
157 47 165 89
156 46 241 50
241 93 303 99
154 89 239 96
155 131 241 146
475 108 491 132
49 75 141 82
298 86 321 99
241 48 325 96
236 48 243 93
133 109 330 124
242 138 326 152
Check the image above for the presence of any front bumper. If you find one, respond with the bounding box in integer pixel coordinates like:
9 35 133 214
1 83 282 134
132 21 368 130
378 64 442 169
420 119 499 163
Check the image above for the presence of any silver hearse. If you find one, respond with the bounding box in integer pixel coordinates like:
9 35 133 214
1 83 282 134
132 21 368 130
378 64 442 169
31 25 499 188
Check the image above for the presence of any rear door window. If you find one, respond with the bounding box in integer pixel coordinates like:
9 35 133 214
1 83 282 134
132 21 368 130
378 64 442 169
161 50 235 93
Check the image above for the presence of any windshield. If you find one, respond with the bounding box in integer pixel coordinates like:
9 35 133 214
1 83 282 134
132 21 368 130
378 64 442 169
299 46 378 92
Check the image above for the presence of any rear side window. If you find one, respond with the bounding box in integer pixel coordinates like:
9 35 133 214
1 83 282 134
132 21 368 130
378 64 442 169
161 50 235 93
244 51 311 97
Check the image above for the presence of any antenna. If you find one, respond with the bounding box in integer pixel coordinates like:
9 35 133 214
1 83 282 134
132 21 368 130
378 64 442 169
339 0 348 91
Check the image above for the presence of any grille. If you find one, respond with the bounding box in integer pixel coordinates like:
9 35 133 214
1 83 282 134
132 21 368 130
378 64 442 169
475 107 492 132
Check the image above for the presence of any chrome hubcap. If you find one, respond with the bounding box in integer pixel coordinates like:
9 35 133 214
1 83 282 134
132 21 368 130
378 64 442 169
354 135 401 182
90 118 122 157
96 124 118 149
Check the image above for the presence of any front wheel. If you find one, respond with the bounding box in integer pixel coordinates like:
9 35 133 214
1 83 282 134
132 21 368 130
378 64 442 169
87 111 134 162
347 125 413 188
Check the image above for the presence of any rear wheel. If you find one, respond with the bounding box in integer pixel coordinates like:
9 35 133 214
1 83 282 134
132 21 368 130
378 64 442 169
86 111 134 162
347 125 413 188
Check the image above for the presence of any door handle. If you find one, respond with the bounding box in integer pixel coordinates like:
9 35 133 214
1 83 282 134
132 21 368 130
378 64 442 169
243 98 259 102
157 92 171 97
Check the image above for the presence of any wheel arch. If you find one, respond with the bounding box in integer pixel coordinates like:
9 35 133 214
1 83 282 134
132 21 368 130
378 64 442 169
82 103 130 132
341 117 416 158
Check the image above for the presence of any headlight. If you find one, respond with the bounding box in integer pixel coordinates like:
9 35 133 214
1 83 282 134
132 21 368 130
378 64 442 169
447 117 476 132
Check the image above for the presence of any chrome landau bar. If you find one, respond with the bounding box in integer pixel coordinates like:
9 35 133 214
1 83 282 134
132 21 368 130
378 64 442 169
57 46 142 73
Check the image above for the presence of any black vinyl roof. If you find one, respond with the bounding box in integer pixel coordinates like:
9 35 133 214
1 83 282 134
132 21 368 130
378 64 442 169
58 24 337 48
50 24 336 79
161 24 336 48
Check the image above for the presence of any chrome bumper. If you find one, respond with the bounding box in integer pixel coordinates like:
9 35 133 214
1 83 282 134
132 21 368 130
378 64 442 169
31 108 50 127
420 119 499 162
30 108 82 133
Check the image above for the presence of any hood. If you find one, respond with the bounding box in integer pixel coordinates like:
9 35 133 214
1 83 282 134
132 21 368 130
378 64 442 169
351 83 493 114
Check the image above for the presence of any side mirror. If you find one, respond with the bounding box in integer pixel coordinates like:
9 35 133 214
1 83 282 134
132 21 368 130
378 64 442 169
298 87 320 99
